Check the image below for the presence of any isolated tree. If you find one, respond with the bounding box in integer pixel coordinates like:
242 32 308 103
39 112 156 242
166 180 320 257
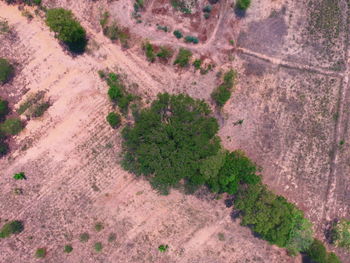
236 0 251 10
122 93 221 194
0 58 13 85
46 8 87 53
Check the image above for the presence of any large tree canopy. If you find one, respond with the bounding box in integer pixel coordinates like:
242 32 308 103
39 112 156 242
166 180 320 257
122 93 221 194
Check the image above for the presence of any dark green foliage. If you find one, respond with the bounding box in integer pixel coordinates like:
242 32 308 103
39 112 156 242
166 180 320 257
184 36 199 44
207 150 260 194
235 184 313 251
0 118 23 135
0 98 9 120
0 220 24 238
94 222 104 232
211 69 236 107
236 0 251 10
156 47 173 61
0 58 13 85
64 245 73 253
193 59 202 70
94 242 103 252
144 42 155 62
105 73 134 113
203 5 212 12
158 244 169 252
79 232 89 242
173 30 183 39
106 112 121 128
306 239 328 263
122 93 221 194
157 25 168 32
32 102 50 118
46 8 87 53
327 252 342 263
13 172 26 180
174 48 192 67
35 248 46 258
0 141 9 157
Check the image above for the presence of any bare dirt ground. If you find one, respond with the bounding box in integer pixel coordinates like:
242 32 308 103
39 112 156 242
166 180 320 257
0 0 350 262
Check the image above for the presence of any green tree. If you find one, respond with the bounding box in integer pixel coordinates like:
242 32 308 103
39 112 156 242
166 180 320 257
211 69 236 107
0 220 24 238
236 0 251 10
0 58 13 85
46 8 87 53
106 112 121 128
122 93 221 194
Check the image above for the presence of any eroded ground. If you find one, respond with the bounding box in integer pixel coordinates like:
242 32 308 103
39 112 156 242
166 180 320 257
0 0 350 262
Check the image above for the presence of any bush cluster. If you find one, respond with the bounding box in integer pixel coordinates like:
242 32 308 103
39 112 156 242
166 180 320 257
46 8 87 54
0 58 13 85
174 48 192 67
211 69 236 106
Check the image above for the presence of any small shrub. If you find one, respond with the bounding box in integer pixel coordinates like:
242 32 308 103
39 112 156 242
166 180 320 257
305 239 328 263
158 244 168 252
143 42 155 62
79 232 90 242
94 222 104 232
0 98 9 120
98 70 106 79
236 0 251 10
0 220 24 238
174 48 192 67
13 172 26 180
157 25 168 32
173 30 183 39
184 35 199 44
193 59 202 70
108 233 117 242
332 219 350 250
0 118 23 135
217 232 225 241
106 112 121 128
211 69 236 107
94 242 103 252
203 5 212 12
64 244 73 253
104 22 119 41
0 140 9 157
204 13 210 19
0 58 13 85
99 11 109 28
35 248 46 258
156 47 173 61
46 8 87 53
32 102 50 118
0 19 10 34
13 188 23 195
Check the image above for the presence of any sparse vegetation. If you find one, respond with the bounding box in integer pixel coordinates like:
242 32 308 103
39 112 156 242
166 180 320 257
94 222 104 232
100 11 130 47
35 248 46 258
94 242 103 252
211 69 236 107
0 19 10 34
156 46 173 62
171 0 192 14
158 244 169 252
46 8 87 53
106 112 121 128
108 233 117 242
18 91 46 115
32 102 50 118
174 48 192 67
79 232 90 242
0 220 24 238
0 58 13 85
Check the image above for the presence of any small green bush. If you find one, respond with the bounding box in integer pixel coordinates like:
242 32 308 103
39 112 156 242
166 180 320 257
332 219 350 250
144 42 155 62
94 242 103 252
211 69 236 107
173 30 183 39
184 35 199 44
193 59 202 70
79 232 90 242
236 0 251 10
156 47 173 61
32 102 50 118
0 98 9 120
203 5 212 12
174 48 192 67
158 244 168 252
35 248 46 258
0 118 23 135
46 8 87 53
64 244 73 253
94 222 104 232
0 58 13 85
0 220 24 238
106 112 121 128
13 172 26 180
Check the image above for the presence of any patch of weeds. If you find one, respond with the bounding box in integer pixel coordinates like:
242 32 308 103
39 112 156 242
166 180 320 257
35 248 46 258
174 48 192 67
158 244 169 252
79 232 90 242
13 172 26 180
200 64 213 75
100 12 130 46
108 233 117 242
17 91 46 115
21 9 34 20
98 70 106 79
136 190 144 195
173 30 183 39
94 242 103 252
64 244 73 253
339 140 345 146
204 13 210 19
229 39 235 45
156 46 173 62
94 222 104 232
0 58 13 85
218 232 225 241
233 119 244 126
32 101 50 118
91 184 100 192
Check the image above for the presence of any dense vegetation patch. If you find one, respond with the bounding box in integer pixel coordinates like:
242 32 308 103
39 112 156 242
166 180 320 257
174 48 192 67
211 69 236 107
106 112 121 129
46 8 87 54
0 220 24 238
305 239 341 263
0 58 13 85
332 219 350 250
